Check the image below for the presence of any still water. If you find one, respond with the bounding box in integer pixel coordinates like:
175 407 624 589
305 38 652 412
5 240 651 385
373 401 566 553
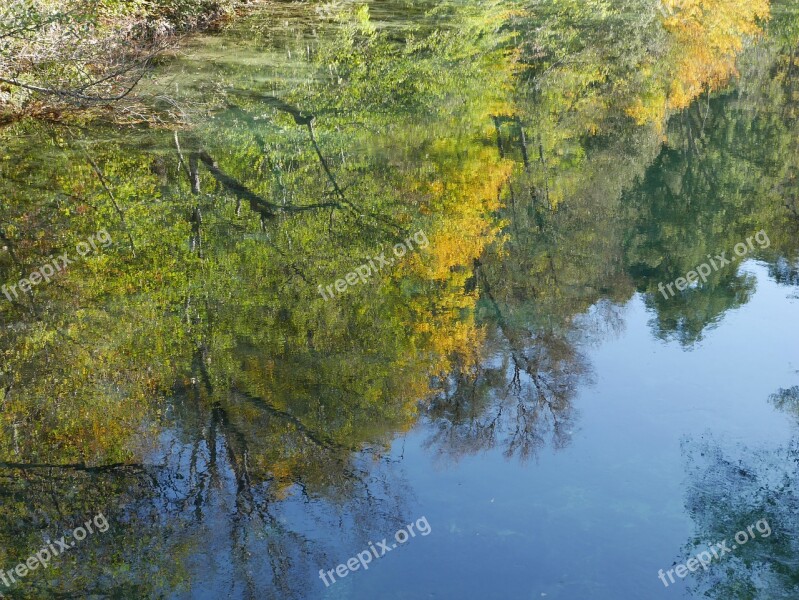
1 1 799 599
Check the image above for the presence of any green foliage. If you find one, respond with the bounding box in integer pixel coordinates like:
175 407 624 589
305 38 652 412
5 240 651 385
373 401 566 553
0 0 244 117
0 0 798 596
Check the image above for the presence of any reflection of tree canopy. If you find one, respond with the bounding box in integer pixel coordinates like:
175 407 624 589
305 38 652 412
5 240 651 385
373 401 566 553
621 60 799 344
676 382 799 599
424 0 799 456
681 432 799 599
0 3 519 595
0 383 412 599
494 0 799 350
0 0 516 468
0 0 798 596
424 322 593 461
770 386 799 420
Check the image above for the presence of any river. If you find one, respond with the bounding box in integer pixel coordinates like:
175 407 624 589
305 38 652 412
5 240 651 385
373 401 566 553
1 1 798 599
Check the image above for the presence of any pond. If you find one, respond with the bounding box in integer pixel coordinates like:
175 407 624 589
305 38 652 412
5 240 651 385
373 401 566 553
1 1 799 599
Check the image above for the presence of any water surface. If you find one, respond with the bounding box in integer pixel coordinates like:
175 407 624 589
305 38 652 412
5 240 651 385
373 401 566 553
1 1 799 599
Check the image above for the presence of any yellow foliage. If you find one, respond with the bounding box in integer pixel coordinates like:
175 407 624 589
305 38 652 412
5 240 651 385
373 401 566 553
662 0 769 110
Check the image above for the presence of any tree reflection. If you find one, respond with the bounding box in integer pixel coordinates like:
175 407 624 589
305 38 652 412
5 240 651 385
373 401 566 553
424 325 590 462
681 435 799 597
0 0 798 597
673 382 799 598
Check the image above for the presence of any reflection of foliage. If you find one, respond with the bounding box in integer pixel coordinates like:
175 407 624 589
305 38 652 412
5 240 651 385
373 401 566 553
434 0 799 458
0 467 182 598
681 435 799 599
425 325 590 461
0 8 519 595
147 383 411 600
0 381 411 599
516 0 770 135
622 34 799 345
658 0 770 111
1 0 799 596
770 386 799 418
0 0 519 472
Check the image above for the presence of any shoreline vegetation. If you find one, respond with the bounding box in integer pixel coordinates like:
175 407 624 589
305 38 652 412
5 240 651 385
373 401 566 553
0 0 780 130
0 0 263 126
